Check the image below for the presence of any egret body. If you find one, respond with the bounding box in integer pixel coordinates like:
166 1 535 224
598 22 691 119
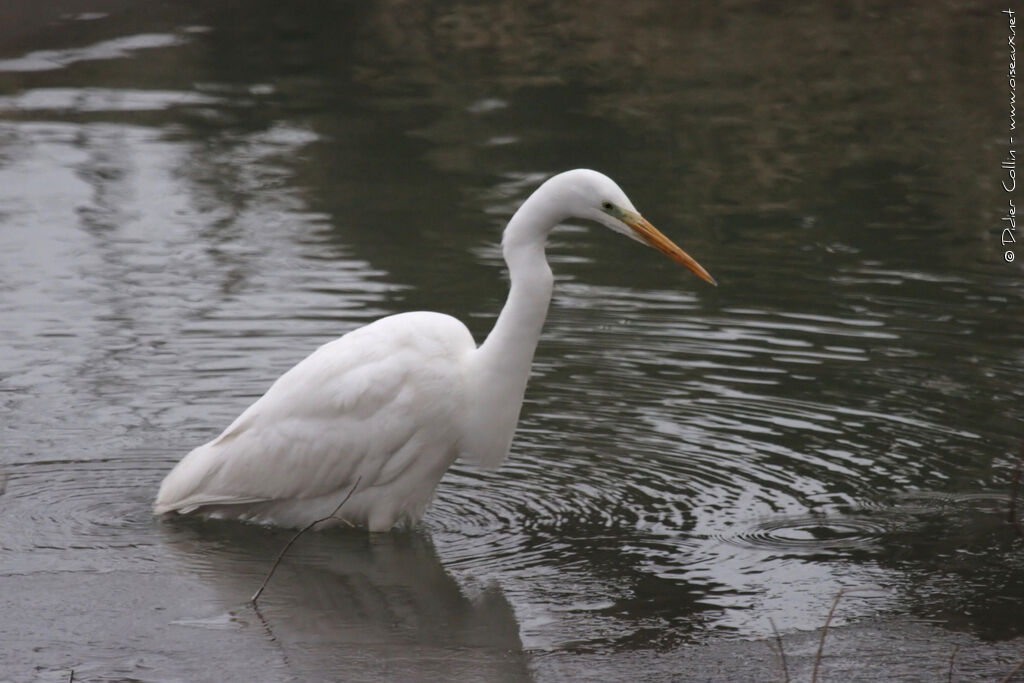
154 169 715 531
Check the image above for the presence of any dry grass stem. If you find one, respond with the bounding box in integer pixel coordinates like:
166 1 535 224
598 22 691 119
767 617 790 683
811 588 849 683
1001 655 1024 683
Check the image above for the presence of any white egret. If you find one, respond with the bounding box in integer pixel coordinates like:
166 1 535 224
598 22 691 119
155 169 715 531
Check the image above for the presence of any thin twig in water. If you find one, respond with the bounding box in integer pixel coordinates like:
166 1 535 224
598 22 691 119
1008 442 1024 538
1002 654 1024 683
767 617 790 683
811 588 848 683
68 671 74 683
250 477 361 604
946 643 959 683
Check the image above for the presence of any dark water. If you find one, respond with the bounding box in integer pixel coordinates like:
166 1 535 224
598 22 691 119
2 2 1023 681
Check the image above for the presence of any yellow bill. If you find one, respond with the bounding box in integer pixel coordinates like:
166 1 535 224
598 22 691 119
622 211 717 286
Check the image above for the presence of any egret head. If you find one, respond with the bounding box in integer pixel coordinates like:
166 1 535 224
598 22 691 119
554 169 717 286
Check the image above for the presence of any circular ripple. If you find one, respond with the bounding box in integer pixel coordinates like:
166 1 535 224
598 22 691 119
716 512 897 553
715 490 1016 557
0 452 165 573
425 457 636 575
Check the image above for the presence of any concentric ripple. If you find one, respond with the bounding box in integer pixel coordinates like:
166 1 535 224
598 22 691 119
0 454 164 574
716 513 897 553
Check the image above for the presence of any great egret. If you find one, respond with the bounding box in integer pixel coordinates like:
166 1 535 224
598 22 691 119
154 169 715 531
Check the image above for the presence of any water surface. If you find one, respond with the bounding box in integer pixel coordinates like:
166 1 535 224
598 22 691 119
2 2 1023 681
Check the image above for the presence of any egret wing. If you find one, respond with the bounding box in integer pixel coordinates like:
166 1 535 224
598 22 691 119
155 313 475 515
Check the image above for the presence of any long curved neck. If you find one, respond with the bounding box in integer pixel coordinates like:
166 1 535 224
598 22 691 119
463 187 565 466
478 213 556 365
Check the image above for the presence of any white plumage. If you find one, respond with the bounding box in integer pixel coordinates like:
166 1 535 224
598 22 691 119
155 169 715 531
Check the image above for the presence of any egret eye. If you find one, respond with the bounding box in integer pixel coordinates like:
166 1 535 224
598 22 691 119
601 201 614 211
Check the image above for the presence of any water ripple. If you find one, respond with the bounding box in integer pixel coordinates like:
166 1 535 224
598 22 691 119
0 455 164 574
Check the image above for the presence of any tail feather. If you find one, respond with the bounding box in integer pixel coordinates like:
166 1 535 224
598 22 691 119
154 440 257 514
